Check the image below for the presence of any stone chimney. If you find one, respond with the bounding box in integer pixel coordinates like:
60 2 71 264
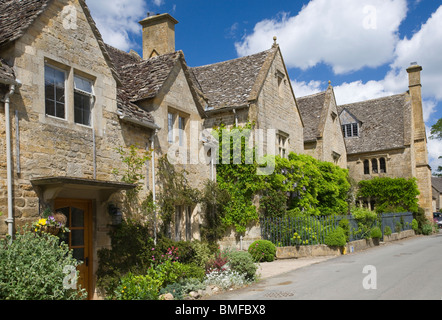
139 13 179 59
406 63 425 141
407 62 432 220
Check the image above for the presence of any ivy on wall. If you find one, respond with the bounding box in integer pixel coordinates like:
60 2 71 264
357 177 420 213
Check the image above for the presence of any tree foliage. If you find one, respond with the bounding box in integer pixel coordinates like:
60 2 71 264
430 118 442 176
262 153 350 217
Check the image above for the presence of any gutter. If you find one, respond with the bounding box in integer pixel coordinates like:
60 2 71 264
117 110 161 131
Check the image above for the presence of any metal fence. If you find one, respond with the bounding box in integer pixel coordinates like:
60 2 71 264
260 212 414 247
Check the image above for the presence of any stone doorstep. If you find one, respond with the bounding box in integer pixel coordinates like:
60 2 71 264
276 230 416 259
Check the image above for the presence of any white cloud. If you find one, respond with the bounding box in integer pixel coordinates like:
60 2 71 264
292 80 323 98
390 6 442 101
333 80 397 105
152 0 165 6
235 0 408 74
86 0 148 51
427 127 442 173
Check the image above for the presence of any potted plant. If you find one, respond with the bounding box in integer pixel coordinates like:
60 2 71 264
33 209 69 236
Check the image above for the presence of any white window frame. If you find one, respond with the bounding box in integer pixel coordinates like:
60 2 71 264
73 74 95 127
45 64 67 120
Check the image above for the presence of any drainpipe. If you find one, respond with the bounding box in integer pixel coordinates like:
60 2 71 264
4 84 16 239
150 130 158 244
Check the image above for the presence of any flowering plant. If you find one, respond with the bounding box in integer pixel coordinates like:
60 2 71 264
33 212 69 235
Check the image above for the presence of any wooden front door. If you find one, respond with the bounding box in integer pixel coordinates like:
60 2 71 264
55 199 93 299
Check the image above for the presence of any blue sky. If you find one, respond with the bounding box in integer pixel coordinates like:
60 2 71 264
87 0 442 172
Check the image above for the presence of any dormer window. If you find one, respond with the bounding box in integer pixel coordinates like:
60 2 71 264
342 123 359 138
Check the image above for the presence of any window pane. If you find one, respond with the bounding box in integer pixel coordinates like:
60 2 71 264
71 207 84 228
74 76 93 93
380 158 386 173
45 65 65 119
352 123 358 137
74 92 91 126
168 113 174 143
179 116 185 146
45 99 55 117
364 160 370 175
346 124 352 137
72 230 84 246
45 83 55 101
372 159 378 173
56 102 65 119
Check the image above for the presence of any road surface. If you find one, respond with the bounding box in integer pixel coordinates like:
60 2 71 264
209 232 442 300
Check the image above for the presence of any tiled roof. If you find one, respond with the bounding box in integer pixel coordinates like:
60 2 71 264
0 0 121 86
0 58 16 84
432 176 442 193
0 0 52 48
297 91 327 142
105 44 157 126
191 48 275 109
337 93 410 155
118 51 182 102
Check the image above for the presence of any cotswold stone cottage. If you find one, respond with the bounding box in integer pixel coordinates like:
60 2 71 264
337 64 432 217
0 0 433 299
0 0 211 299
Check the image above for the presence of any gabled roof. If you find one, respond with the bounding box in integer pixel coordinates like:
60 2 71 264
297 90 328 142
117 51 183 102
108 45 206 119
337 93 410 155
0 0 121 85
191 47 277 110
297 85 340 143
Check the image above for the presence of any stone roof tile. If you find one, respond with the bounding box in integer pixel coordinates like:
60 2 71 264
0 0 52 48
297 91 327 142
191 49 274 109
337 93 410 154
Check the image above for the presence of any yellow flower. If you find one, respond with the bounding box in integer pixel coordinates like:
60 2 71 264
38 218 47 226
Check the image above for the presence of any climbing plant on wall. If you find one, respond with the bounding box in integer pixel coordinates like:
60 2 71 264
357 177 420 214
212 123 263 234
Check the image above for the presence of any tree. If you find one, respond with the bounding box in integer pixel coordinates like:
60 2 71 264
430 118 442 176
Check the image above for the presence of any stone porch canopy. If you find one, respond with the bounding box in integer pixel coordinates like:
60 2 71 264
31 177 136 203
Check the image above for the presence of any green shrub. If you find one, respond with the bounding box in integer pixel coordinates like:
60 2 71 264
159 282 185 300
0 228 87 300
411 219 419 232
248 240 276 262
224 250 257 281
324 227 347 247
422 223 434 235
180 263 206 281
370 226 382 239
338 218 350 241
384 226 392 236
114 272 161 300
190 241 213 268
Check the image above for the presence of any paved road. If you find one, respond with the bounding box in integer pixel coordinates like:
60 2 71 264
209 232 442 300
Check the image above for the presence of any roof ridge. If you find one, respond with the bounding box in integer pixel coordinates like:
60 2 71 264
297 90 327 100
192 47 274 70
338 92 408 107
